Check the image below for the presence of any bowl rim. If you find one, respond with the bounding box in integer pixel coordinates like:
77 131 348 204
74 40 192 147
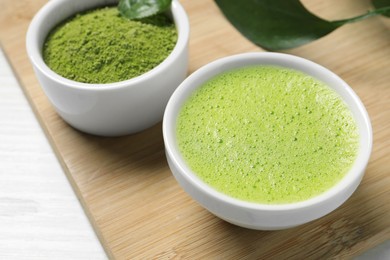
25 0 189 91
163 52 373 212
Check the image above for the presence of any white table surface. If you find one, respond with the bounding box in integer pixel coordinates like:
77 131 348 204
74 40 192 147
0 47 388 259
0 48 107 259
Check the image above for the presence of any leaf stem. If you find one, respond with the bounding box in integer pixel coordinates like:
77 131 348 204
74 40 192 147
331 6 390 26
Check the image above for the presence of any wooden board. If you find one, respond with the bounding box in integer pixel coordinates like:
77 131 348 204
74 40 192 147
1 0 389 258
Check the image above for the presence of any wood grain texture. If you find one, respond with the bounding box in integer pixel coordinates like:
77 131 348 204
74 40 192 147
1 0 389 258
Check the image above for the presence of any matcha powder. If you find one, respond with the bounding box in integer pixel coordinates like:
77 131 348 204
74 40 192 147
43 7 178 84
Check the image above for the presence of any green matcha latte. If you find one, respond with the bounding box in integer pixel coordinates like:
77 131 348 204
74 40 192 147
177 66 359 204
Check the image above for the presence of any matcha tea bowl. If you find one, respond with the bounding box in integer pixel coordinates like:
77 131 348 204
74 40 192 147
163 52 372 230
26 0 189 136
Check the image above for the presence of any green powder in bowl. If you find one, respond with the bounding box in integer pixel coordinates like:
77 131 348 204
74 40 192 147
43 6 177 84
176 66 360 204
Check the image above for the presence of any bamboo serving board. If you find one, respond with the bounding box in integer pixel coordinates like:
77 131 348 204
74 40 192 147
1 0 389 258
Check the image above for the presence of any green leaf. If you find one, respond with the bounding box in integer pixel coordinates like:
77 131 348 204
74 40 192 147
372 0 390 17
215 0 390 51
118 0 172 20
331 1 390 26
214 0 340 51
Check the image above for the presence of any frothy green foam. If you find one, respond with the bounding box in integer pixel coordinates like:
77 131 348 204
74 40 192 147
176 66 359 204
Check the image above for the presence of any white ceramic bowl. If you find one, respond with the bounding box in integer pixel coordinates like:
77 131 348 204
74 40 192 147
26 0 189 136
163 52 372 230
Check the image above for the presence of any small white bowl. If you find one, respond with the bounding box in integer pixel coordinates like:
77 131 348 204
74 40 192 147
26 0 189 136
163 52 372 230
